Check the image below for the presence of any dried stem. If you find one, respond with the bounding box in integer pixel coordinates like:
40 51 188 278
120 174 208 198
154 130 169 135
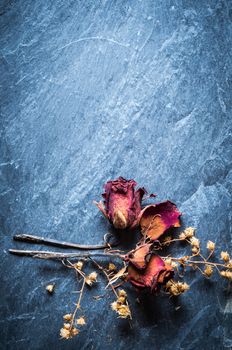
13 233 117 250
70 279 86 329
162 238 186 245
64 259 86 279
206 250 214 261
169 257 230 269
89 257 118 297
9 249 123 260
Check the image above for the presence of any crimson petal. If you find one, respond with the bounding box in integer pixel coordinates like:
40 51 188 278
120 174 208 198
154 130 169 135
95 177 146 229
139 201 181 241
127 255 173 292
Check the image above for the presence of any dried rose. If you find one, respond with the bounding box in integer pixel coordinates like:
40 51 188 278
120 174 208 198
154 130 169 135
127 253 174 292
95 177 146 229
139 200 181 241
124 243 154 269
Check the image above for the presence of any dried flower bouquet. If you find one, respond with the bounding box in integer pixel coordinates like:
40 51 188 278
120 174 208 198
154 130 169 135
9 177 232 340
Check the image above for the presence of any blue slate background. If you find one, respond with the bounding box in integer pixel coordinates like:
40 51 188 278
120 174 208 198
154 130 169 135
1 0 232 349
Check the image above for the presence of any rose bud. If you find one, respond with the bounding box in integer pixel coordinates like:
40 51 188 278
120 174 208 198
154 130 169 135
127 253 174 292
94 177 146 229
139 200 181 241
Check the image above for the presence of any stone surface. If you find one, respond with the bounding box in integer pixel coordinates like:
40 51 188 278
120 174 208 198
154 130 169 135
0 0 232 349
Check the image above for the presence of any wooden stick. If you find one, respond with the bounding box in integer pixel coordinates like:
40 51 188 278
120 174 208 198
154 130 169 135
13 234 117 250
9 249 123 260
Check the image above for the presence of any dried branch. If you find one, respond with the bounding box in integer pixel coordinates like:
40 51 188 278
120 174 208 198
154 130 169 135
13 233 117 250
9 249 123 260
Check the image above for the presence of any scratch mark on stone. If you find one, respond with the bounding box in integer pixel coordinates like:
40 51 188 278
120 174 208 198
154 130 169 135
15 75 28 85
56 36 130 51
224 298 232 314
138 25 155 52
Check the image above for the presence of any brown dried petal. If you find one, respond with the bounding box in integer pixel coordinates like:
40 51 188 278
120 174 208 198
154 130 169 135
124 243 153 270
139 201 181 241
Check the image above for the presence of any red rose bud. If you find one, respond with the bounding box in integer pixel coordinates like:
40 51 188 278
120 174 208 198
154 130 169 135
139 200 181 241
95 177 146 229
127 253 173 292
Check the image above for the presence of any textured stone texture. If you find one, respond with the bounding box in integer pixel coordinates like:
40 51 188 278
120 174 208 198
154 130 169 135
0 0 232 349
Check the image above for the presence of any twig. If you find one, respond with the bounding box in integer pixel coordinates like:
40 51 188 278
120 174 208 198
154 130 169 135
9 249 123 260
70 279 86 329
169 257 229 269
162 238 187 245
13 234 116 250
193 264 206 276
66 259 86 279
206 250 214 261
89 258 118 297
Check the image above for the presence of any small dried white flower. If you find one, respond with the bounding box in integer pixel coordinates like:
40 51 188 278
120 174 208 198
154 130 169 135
204 265 213 277
74 261 84 270
108 263 117 272
166 280 190 296
207 241 215 251
46 284 55 294
220 251 230 263
63 314 72 321
179 227 195 240
76 317 86 326
85 272 98 286
220 270 232 281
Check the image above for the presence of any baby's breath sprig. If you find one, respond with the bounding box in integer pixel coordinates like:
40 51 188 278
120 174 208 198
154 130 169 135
60 255 132 340
89 258 131 318
161 227 196 247
60 260 91 340
160 227 232 286
165 280 190 296
9 223 231 340
111 289 131 319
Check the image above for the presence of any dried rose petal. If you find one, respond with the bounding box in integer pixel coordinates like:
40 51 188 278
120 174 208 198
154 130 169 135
127 254 173 292
124 243 153 270
139 201 181 241
95 177 146 229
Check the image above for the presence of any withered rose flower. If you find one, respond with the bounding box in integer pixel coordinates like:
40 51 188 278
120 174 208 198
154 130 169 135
94 177 146 229
124 243 154 269
139 200 181 241
126 244 173 292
